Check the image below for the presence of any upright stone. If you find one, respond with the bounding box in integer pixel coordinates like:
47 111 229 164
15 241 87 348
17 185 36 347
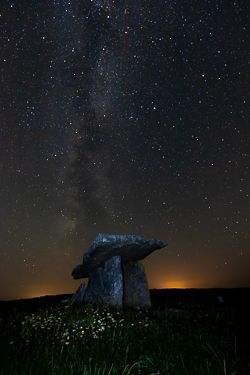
83 267 104 306
123 261 151 310
102 255 123 309
83 256 123 308
70 282 86 303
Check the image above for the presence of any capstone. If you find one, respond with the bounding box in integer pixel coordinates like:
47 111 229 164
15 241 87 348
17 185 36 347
72 233 167 279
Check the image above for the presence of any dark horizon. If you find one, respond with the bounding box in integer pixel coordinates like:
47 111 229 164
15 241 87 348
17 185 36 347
1 286 249 303
1 286 250 303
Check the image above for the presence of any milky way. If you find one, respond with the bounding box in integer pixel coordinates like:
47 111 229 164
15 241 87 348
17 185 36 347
0 0 249 300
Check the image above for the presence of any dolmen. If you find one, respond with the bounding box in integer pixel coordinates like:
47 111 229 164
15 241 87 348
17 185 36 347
71 233 167 310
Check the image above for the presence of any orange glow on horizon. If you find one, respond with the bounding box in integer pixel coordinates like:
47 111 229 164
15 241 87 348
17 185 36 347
158 281 188 289
20 286 73 300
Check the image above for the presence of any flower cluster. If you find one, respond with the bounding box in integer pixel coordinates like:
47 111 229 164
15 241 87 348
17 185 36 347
16 305 151 346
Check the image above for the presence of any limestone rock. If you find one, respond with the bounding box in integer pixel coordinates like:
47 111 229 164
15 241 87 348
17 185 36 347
83 255 123 308
83 268 104 306
71 264 84 280
70 282 86 303
71 233 167 310
102 255 123 309
123 261 151 310
72 233 167 279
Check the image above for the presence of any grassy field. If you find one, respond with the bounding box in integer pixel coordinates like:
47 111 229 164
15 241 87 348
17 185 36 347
0 298 249 375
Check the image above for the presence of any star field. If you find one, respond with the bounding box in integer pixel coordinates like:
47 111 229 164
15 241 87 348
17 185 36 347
0 0 249 300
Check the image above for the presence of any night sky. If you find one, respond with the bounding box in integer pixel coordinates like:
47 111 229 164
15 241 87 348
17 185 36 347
1 0 249 301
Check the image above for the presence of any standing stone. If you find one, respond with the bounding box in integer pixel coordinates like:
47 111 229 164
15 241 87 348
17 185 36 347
83 255 123 308
83 267 105 306
102 255 123 309
123 261 151 310
70 282 86 303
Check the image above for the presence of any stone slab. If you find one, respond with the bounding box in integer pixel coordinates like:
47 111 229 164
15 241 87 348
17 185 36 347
123 261 151 310
72 233 167 279
83 255 123 308
83 267 104 306
102 255 123 309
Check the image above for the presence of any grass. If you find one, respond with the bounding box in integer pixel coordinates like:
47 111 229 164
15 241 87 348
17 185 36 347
0 298 249 375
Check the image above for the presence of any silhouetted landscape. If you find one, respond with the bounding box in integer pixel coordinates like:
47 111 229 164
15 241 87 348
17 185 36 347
1 288 250 374
1 288 249 318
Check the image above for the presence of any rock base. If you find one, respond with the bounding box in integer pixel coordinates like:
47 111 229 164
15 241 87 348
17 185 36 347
70 282 86 303
123 261 151 310
72 256 151 310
